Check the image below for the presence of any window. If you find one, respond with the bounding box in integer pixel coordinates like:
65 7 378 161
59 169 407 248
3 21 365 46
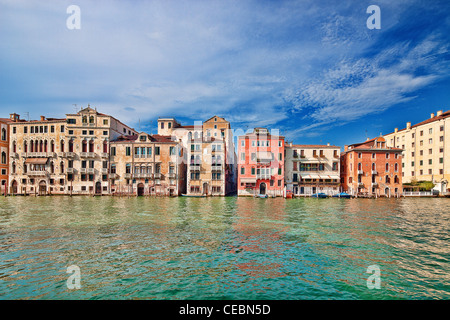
241 153 245 161
24 127 28 134
440 126 444 132
82 130 87 135
126 147 131 156
429 149 432 155
440 136 444 142
161 122 164 129
386 153 389 159
439 158 443 164
68 130 74 135
111 147 116 156
155 147 160 155
251 167 255 175
429 128 433 134
1 128 6 140
241 167 245 175
429 139 432 144
429 159 432 165
12 127 16 134
103 119 108 125
61 125 65 133
51 126 54 133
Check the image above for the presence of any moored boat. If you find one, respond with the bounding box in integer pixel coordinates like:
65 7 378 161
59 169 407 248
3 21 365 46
332 192 352 199
311 193 328 198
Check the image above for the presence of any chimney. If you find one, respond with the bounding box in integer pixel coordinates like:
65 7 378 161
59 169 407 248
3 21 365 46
437 110 443 116
327 143 330 146
40 116 45 121
431 113 435 118
9 113 20 122
406 122 411 129
344 145 348 152
395 128 398 133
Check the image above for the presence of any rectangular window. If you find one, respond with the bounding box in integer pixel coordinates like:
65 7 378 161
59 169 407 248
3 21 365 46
241 153 245 161
111 147 116 156
126 147 131 156
241 167 245 175
241 140 244 147
155 147 160 155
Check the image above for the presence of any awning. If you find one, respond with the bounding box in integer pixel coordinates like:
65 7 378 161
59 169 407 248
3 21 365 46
25 158 48 165
308 174 321 179
240 178 257 183
256 152 273 160
299 173 311 179
328 175 340 180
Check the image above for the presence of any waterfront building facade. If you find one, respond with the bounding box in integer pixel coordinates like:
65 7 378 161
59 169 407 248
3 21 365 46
109 133 186 196
157 116 237 196
237 128 285 197
8 107 137 195
285 144 340 196
340 137 403 197
0 117 11 195
383 110 450 193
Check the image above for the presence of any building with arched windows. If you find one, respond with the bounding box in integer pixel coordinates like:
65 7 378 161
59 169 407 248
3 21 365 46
7 107 137 195
0 117 11 195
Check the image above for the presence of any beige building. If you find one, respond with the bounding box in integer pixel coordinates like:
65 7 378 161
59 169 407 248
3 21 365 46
1 117 11 195
109 132 186 196
384 110 450 193
8 107 137 195
157 116 237 196
285 144 340 196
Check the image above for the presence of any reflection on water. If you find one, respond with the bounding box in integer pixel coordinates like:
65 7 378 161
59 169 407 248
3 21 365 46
0 196 449 299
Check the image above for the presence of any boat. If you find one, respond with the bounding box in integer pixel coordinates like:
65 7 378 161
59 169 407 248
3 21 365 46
311 193 328 198
332 192 352 199
255 194 268 198
181 194 206 198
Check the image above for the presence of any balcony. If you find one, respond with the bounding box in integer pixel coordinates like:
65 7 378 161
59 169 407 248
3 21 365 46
371 182 378 187
190 164 201 171
21 152 27 157
66 168 75 174
10 152 18 158
58 152 66 158
101 168 108 174
212 164 223 172
168 172 176 179
357 170 364 175
28 170 48 176
80 152 96 158
256 174 272 180
124 173 132 179
154 172 162 179
109 173 118 179
87 168 95 174
101 153 109 158
371 170 377 175
80 168 87 174
66 152 75 158
47 152 56 158
358 182 364 187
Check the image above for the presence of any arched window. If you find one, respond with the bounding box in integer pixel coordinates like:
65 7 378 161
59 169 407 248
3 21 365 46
44 140 48 152
82 116 87 123
89 140 94 152
385 175 390 184
50 162 54 174
82 140 87 152
12 162 16 174
1 152 6 164
394 163 398 172
51 140 55 153
89 116 94 124
13 141 16 153
385 163 389 172
372 163 376 170
103 141 108 153
24 141 28 153
1 128 6 141
69 140 74 152
60 161 64 174
23 161 27 173
60 140 65 152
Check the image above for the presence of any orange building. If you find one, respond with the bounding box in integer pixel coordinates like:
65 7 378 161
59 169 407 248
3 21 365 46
238 128 285 197
340 137 403 197
0 117 11 195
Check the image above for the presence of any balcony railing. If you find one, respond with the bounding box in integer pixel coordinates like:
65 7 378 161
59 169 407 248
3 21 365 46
190 164 201 171
372 170 377 175
66 152 75 158
58 152 66 157
27 171 48 176
80 168 87 173
10 152 18 158
154 173 162 179
101 168 108 174
87 168 95 174
358 182 364 187
109 173 118 179
371 182 378 187
357 170 364 175
212 164 223 171
124 173 132 179
101 153 109 158
80 152 96 158
168 172 176 179
66 168 75 174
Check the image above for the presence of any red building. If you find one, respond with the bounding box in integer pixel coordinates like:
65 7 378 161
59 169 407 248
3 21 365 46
341 136 403 197
0 117 11 195
238 128 285 197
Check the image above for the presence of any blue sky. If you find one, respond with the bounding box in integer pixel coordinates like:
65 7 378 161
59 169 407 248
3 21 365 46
1 0 449 148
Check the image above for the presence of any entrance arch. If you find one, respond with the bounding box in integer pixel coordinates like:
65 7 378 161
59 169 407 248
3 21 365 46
95 182 102 195
137 183 145 196
259 182 266 195
203 182 209 196
384 187 390 197
38 180 47 196
11 180 18 194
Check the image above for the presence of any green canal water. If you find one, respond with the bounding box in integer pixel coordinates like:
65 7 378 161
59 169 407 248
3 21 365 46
0 196 449 300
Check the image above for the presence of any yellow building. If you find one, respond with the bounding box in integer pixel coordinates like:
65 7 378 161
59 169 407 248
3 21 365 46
8 107 137 195
384 110 450 193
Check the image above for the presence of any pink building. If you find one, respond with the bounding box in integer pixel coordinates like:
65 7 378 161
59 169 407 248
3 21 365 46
238 128 285 197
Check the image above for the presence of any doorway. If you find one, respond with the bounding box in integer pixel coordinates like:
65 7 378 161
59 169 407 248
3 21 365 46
259 182 266 195
95 182 102 195
137 183 145 196
38 181 47 196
